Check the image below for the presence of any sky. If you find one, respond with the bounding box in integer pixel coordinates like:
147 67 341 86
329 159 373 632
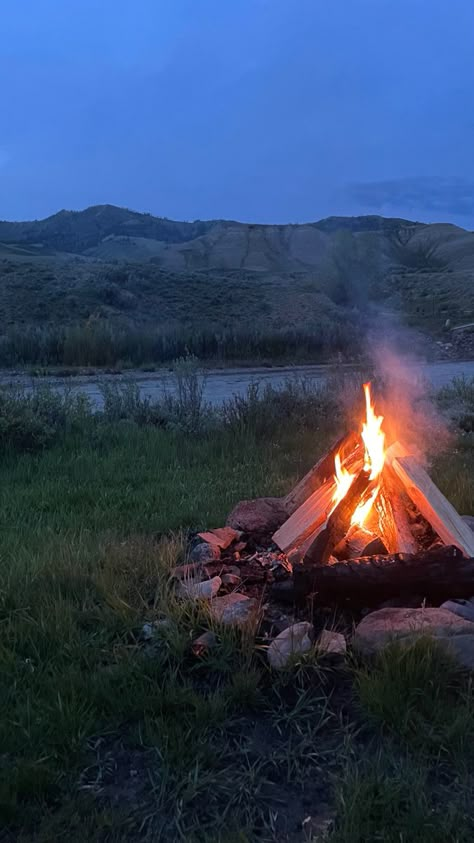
1 0 474 227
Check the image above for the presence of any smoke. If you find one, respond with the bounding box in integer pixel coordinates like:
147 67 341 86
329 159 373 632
366 314 453 462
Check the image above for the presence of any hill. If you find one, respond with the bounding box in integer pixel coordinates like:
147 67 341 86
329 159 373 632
0 205 474 366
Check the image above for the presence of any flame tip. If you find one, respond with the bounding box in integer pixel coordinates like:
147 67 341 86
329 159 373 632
332 382 386 528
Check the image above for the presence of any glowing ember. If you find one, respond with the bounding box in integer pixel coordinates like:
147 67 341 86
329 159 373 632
332 383 386 528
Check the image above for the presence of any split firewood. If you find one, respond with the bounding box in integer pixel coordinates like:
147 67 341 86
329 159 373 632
369 465 417 555
392 456 474 558
273 479 335 552
385 440 412 466
333 525 374 560
283 430 360 514
293 545 474 605
274 441 364 552
361 536 388 556
303 469 372 566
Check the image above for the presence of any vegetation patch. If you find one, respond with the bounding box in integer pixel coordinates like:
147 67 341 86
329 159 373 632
0 376 474 840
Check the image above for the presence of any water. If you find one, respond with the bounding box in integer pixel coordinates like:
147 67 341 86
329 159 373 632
1 360 474 410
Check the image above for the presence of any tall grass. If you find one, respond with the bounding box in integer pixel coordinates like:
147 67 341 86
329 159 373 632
0 319 363 368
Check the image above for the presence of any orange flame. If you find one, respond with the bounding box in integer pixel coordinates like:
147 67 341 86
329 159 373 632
360 382 385 480
332 383 385 528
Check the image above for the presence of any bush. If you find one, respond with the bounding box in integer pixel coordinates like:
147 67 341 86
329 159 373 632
163 355 210 433
0 387 91 453
100 381 165 426
221 376 340 436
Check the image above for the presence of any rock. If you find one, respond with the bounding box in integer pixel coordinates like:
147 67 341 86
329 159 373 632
354 607 474 670
210 593 258 626
140 618 172 640
441 598 474 623
180 576 222 600
301 810 335 840
191 630 217 656
140 622 154 641
190 542 221 563
267 622 314 669
317 629 347 656
221 573 241 587
171 562 202 579
462 515 474 532
226 497 289 541
197 527 240 549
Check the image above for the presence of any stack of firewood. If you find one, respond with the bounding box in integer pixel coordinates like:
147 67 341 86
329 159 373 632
272 433 474 605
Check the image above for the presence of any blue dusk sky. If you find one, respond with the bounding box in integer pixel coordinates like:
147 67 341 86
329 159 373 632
1 0 473 227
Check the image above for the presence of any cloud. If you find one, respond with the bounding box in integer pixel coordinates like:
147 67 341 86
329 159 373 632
346 177 474 219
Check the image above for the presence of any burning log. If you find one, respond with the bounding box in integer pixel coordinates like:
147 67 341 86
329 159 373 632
292 545 474 605
333 525 375 560
303 469 372 566
273 479 335 553
274 443 364 553
392 456 474 558
370 465 417 555
283 431 359 514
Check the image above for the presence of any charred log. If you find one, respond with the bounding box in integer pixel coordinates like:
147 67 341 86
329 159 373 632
293 545 474 605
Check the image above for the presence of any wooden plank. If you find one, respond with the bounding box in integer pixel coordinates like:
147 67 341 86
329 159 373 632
392 456 474 557
283 430 359 514
273 479 335 552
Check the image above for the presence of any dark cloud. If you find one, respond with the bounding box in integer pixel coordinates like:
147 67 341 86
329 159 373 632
348 177 474 219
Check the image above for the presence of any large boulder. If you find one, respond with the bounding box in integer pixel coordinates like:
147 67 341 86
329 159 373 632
226 497 288 542
354 607 474 670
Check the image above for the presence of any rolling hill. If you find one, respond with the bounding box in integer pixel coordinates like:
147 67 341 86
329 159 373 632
0 205 473 366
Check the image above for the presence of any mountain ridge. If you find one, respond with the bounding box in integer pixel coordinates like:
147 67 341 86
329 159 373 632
0 205 473 353
0 204 459 273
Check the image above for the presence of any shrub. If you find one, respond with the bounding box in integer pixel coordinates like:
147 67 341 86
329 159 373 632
162 355 212 433
100 381 165 426
0 386 91 453
221 376 340 436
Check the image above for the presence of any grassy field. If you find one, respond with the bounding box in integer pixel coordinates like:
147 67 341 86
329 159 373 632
1 380 474 841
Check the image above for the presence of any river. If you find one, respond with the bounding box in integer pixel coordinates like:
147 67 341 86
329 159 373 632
1 360 474 409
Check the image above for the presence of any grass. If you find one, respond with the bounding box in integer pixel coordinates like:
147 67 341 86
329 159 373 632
331 751 473 843
0 382 474 840
354 637 474 759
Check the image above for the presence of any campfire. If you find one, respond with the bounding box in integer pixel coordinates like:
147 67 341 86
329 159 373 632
272 382 474 605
